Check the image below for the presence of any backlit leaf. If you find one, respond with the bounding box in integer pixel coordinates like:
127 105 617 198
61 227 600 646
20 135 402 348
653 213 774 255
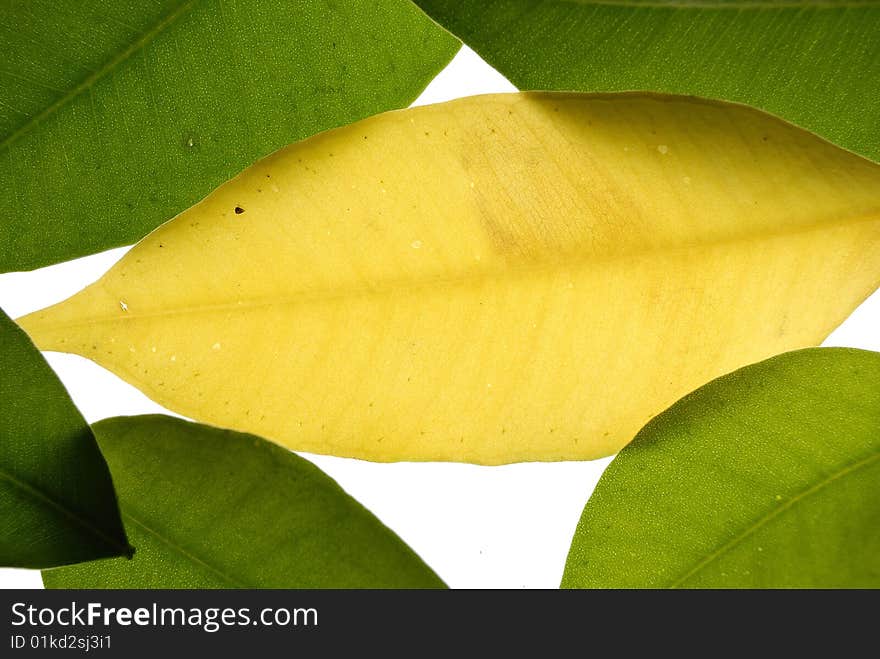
0 308 129 567
414 0 880 162
0 0 458 271
562 348 880 588
18 93 880 464
43 415 445 588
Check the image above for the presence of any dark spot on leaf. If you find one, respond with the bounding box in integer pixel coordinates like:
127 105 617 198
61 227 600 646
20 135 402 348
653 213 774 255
234 206 245 214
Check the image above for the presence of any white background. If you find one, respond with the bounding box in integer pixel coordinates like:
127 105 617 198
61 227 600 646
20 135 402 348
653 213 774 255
1 47 878 589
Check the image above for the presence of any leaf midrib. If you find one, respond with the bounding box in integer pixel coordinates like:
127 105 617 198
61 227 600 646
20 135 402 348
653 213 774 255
669 448 880 587
0 0 200 154
22 206 880 333
121 511 246 588
0 464 129 558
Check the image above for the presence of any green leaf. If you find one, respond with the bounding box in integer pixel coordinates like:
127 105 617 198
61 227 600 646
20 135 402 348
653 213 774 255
43 415 445 588
414 0 880 162
0 1 459 272
0 307 130 568
562 348 880 588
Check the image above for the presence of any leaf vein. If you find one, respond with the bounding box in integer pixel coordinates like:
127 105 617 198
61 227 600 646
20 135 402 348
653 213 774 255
0 0 200 153
0 465 129 558
23 207 880 332
670 449 880 587
121 512 248 588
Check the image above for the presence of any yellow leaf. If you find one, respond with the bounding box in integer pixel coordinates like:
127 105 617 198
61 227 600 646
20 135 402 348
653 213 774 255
18 93 880 464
